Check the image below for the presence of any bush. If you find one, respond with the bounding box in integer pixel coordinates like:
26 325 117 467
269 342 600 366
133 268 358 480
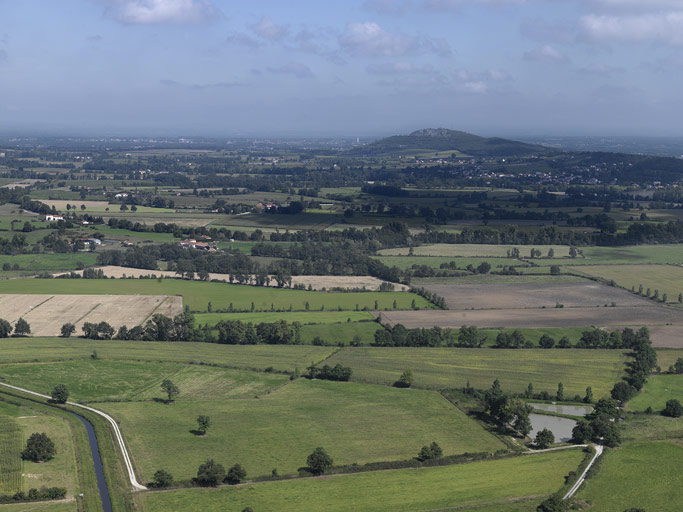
418 441 443 461
306 447 333 475
662 399 683 418
393 369 413 388
59 323 76 338
50 384 69 404
21 433 56 462
225 463 247 485
537 494 567 512
152 469 173 488
196 459 225 487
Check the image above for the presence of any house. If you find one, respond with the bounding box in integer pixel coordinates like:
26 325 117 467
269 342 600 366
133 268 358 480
45 214 64 222
178 239 212 250
115 192 129 198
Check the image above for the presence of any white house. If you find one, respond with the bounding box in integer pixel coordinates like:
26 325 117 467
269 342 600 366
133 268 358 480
45 214 64 221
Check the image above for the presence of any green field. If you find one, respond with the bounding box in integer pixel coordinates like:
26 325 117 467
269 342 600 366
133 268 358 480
0 252 98 271
194 311 374 327
0 415 22 493
378 243 572 258
627 375 683 412
300 322 381 344
0 338 335 372
578 244 683 265
100 379 506 480
374 255 527 270
1 278 426 312
570 264 683 303
578 441 683 512
139 449 584 512
326 347 628 397
657 349 683 370
0 360 289 403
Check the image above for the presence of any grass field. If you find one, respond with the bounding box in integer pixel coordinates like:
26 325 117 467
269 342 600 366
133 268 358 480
0 253 98 271
373 255 527 270
99 379 506 480
0 414 22 494
378 244 572 258
139 449 584 512
627 375 683 412
578 441 683 512
657 349 683 370
570 264 683 303
0 360 289 403
325 347 628 397
300 322 381 344
1 278 426 312
578 244 683 265
0 338 336 372
38 200 176 214
194 311 375 327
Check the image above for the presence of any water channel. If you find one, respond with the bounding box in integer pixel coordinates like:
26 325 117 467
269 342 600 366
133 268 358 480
68 411 113 512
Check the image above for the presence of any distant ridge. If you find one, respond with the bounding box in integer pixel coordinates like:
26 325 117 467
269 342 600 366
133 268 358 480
353 128 551 157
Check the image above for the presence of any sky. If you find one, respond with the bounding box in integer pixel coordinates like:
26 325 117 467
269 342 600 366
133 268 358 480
1 0 683 138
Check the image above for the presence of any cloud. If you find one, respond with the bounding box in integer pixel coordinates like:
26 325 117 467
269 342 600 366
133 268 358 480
339 22 451 57
577 63 624 75
425 0 529 11
266 62 314 78
160 78 246 89
580 12 683 44
226 32 262 48
588 0 683 10
250 16 289 41
367 62 435 74
102 0 219 25
364 0 413 15
523 44 569 64
520 18 576 43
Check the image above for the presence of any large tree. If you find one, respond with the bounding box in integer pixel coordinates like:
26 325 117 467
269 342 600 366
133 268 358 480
306 447 333 475
51 384 69 404
22 433 56 462
196 459 225 487
535 428 555 449
14 317 30 336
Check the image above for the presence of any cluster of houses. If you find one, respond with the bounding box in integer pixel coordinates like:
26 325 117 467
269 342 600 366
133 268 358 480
177 235 216 251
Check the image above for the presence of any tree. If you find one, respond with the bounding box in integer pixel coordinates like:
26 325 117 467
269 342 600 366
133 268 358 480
510 399 533 437
663 399 683 418
611 381 635 402
14 317 31 336
535 428 555 449
556 382 564 401
196 415 211 435
571 421 593 444
306 447 333 475
22 433 56 462
152 469 173 488
0 318 11 338
537 494 567 512
60 323 76 338
672 358 683 374
477 261 491 274
225 463 247 484
196 459 225 486
394 369 413 388
550 265 560 275
51 384 69 404
538 334 555 348
161 379 179 403
584 386 593 404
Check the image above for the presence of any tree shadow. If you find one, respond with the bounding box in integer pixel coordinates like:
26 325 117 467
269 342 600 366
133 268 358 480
152 397 172 404
189 429 206 436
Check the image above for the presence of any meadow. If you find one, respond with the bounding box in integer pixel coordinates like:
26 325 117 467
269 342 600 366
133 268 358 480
138 449 584 512
0 414 21 494
99 379 506 480
300 322 380 344
1 278 426 312
0 360 289 403
0 338 336 372
0 252 98 271
577 441 683 512
656 349 683 370
373 255 526 270
194 310 375 327
569 264 683 303
326 347 628 397
626 375 683 412
378 243 572 258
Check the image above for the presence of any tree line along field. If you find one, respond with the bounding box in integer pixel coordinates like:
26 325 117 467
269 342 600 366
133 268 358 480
569 264 683 303
1 278 427 312
193 311 375 326
378 243 574 258
326 347 628 397
138 449 585 512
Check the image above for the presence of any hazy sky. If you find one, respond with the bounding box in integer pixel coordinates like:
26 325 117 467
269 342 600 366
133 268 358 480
1 0 683 137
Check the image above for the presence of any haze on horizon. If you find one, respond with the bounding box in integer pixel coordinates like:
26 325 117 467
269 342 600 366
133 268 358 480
1 0 682 138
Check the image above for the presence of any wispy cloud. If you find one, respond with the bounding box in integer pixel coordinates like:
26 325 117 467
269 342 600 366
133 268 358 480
339 22 451 57
250 16 289 41
580 12 683 45
523 44 569 64
102 0 219 25
160 78 246 89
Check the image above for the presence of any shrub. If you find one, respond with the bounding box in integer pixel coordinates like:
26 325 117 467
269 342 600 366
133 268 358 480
196 459 225 487
306 447 333 475
152 469 173 488
225 463 247 485
663 399 683 418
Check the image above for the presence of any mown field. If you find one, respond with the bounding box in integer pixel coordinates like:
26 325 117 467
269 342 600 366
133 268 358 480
570 264 683 303
326 347 628 397
373 255 527 270
300 322 380 344
0 412 21 494
100 379 505 480
577 441 683 512
0 338 336 371
657 349 683 370
1 278 426 312
139 449 584 512
378 243 573 258
0 253 98 271
626 375 683 412
0 360 290 403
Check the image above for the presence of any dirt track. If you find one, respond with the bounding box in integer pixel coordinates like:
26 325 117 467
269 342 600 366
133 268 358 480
0 294 182 336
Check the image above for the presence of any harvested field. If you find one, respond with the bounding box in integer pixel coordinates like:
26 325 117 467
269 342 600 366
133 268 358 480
0 294 182 336
645 326 683 348
423 282 653 310
58 266 409 291
375 305 683 329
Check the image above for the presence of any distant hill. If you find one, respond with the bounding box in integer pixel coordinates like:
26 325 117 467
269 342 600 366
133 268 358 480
352 128 551 157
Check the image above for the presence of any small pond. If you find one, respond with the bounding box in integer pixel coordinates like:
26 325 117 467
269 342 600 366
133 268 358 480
530 403 594 416
529 414 577 443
